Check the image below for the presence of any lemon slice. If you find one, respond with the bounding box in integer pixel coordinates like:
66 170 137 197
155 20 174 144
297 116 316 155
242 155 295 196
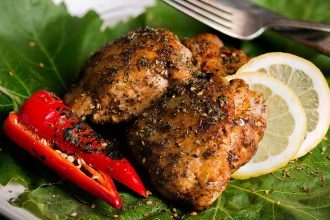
237 52 330 159
227 72 307 179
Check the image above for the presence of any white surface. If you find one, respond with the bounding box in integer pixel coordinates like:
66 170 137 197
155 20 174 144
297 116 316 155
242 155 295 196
0 182 39 220
0 1 154 220
53 0 155 29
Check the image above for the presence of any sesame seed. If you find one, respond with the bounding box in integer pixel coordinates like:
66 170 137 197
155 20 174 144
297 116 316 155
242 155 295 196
255 121 262 126
67 155 74 163
91 203 96 209
276 201 281 205
39 63 45 68
161 70 169 77
92 175 100 180
322 147 327 152
8 71 13 77
190 211 197 216
172 208 177 213
112 214 119 218
146 200 153 205
70 212 77 217
40 138 48 146
142 157 146 164
29 41 36 48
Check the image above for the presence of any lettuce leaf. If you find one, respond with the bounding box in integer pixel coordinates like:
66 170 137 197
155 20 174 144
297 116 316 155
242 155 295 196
0 0 329 219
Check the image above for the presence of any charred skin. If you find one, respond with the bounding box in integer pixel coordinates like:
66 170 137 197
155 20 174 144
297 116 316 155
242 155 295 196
64 27 193 124
63 28 265 210
17 90 146 197
182 33 250 78
64 30 248 124
128 77 266 211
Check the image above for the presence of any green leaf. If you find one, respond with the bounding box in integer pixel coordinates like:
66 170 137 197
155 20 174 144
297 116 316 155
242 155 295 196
0 0 330 219
0 0 146 116
13 184 174 220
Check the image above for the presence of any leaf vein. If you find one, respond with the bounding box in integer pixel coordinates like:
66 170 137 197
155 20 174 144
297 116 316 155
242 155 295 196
229 184 323 220
3 59 31 96
25 1 67 90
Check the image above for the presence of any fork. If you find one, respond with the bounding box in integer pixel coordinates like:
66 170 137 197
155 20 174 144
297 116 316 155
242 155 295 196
162 0 330 55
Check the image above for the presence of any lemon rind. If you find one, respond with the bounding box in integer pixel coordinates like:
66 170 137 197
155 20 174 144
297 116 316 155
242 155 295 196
237 52 330 159
227 72 307 180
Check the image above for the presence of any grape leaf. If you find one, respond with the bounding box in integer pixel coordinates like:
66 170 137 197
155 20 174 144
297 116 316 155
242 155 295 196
0 0 146 116
200 133 330 220
0 0 330 219
10 132 330 220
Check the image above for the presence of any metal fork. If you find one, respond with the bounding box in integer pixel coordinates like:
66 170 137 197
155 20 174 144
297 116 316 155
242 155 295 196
162 0 330 55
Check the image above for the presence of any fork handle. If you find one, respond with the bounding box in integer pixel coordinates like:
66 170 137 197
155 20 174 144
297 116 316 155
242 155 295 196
275 29 330 56
267 19 330 32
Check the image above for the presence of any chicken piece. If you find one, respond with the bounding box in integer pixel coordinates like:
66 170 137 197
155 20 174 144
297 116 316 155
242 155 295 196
182 33 249 77
128 76 266 210
64 28 193 123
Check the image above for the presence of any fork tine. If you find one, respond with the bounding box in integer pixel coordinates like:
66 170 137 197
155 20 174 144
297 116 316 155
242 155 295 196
163 0 232 30
198 0 238 14
186 0 232 21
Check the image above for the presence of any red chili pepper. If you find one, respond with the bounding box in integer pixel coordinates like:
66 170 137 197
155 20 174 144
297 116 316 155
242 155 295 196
3 90 147 208
4 112 122 208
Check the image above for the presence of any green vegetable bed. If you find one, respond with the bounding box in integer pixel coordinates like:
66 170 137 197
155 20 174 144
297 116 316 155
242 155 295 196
0 0 329 219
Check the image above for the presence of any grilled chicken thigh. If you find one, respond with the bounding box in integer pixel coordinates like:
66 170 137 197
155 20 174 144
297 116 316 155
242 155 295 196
64 30 248 124
64 28 266 210
64 28 193 123
128 76 266 210
182 33 249 77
